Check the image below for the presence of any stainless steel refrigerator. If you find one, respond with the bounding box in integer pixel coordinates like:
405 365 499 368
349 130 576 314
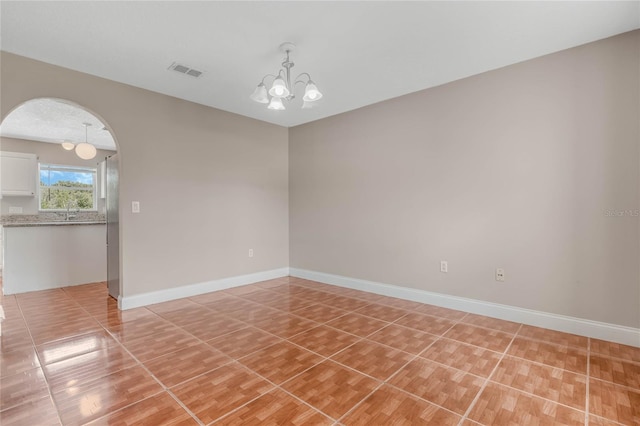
106 154 120 300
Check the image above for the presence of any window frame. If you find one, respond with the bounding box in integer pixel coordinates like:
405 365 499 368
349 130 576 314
38 163 98 212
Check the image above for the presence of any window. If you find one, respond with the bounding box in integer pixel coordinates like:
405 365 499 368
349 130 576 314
39 164 97 211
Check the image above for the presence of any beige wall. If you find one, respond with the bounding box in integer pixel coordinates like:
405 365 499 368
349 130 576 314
1 52 290 297
1 137 116 215
289 31 640 328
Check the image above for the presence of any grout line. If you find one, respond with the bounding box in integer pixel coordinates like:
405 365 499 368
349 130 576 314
84 389 201 426
12 294 65 426
289 308 353 325
219 336 287 360
69 287 213 425
513 327 590 352
458 323 522 425
454 319 522 335
203 307 409 423
335 334 460 423
587 414 627 426
380 334 441 384
277 386 339 424
318 322 385 340
166 388 205 426
212 364 335 423
589 375 640 392
345 309 471 423
284 331 365 360
383 381 467 420
109 324 237 382
210 360 335 424
334 381 385 423
331 300 468 390
211 281 617 423
358 326 440 356
321 357 382 384
405 353 495 383
449 325 596 424
206 388 290 424
389 315 458 334
102 334 206 424
492 352 589 378
407 341 593 415
229 352 341 422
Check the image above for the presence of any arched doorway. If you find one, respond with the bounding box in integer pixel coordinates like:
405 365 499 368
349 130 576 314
0 98 121 299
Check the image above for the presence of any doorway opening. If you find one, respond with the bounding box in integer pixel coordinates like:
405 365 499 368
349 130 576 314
0 98 121 300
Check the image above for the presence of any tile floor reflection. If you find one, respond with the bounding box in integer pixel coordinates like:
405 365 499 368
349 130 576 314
1 276 638 425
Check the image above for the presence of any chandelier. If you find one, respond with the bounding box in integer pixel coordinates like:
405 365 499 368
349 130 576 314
250 42 323 110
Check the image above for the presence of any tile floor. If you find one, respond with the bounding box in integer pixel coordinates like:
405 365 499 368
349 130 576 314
1 276 638 425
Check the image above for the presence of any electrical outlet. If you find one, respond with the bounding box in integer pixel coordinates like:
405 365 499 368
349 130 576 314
131 201 140 213
248 249 254 258
496 268 505 282
440 260 448 273
8 206 23 214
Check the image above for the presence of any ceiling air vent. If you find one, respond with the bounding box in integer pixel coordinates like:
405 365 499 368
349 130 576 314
186 69 202 78
168 62 204 78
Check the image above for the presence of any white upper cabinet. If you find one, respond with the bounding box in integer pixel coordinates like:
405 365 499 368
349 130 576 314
1 151 38 197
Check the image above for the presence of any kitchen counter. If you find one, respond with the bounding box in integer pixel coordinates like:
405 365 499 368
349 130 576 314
2 221 106 227
2 223 107 294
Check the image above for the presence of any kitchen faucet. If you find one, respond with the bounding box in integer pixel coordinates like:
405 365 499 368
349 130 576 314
66 200 77 221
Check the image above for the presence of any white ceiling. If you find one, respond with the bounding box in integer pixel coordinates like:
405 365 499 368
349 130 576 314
1 1 638 129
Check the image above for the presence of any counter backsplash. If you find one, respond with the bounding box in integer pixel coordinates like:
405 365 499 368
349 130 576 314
1 211 106 225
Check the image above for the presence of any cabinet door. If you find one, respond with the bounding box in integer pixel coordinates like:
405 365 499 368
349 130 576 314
1 152 37 196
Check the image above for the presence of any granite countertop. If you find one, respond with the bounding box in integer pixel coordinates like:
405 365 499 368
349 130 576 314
2 221 106 228
1 213 107 227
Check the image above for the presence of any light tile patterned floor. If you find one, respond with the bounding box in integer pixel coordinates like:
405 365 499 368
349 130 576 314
1 276 639 425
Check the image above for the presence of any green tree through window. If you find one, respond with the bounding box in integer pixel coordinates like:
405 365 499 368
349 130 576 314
40 164 96 210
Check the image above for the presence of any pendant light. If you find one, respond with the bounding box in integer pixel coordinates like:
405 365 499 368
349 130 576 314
75 122 97 160
61 141 75 150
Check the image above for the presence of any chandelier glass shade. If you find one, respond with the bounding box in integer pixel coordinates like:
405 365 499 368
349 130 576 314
250 83 269 104
268 77 290 98
250 42 322 111
303 82 322 102
268 97 286 110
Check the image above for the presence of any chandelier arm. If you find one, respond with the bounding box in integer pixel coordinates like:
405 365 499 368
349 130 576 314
294 72 312 85
272 69 287 90
259 74 278 85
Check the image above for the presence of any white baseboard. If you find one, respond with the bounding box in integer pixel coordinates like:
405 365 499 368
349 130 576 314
290 268 640 348
117 265 639 347
118 267 290 310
